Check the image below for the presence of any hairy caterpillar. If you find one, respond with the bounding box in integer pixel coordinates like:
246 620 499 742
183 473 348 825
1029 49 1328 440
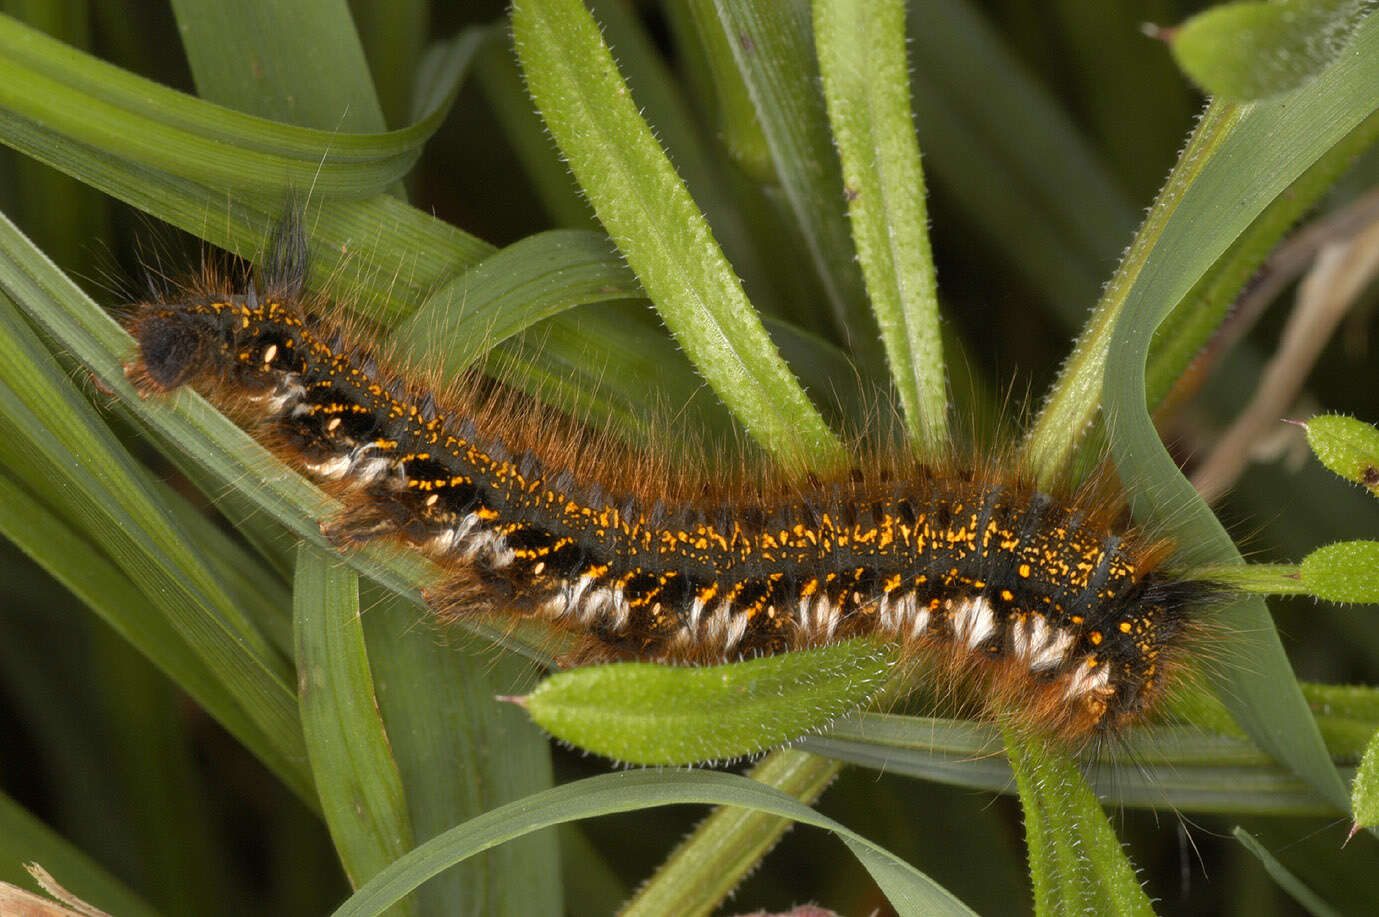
124 217 1213 751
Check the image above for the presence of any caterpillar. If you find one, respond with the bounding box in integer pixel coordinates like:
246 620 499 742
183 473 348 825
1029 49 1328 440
124 218 1214 752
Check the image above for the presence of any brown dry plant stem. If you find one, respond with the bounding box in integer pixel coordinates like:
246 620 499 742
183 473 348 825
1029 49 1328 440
1192 209 1379 503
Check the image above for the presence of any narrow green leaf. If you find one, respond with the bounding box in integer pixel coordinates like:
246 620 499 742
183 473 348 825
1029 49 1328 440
0 456 310 814
512 0 846 474
591 0 785 320
350 0 427 129
1300 541 1379 603
294 546 416 904
1232 828 1346 917
802 714 1350 815
170 0 388 131
1007 734 1154 917
813 0 946 454
624 749 840 917
0 232 314 802
1304 414 1379 495
1169 1 1373 101
332 770 978 917
1023 103 1245 480
673 0 773 182
706 0 878 361
362 590 561 917
390 230 643 376
0 34 722 439
1145 111 1379 411
0 13 468 197
520 638 896 765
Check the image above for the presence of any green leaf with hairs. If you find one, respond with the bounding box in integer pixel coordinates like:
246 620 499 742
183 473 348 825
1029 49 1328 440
520 639 896 765
1300 541 1379 603
1169 0 1373 101
1305 414 1379 496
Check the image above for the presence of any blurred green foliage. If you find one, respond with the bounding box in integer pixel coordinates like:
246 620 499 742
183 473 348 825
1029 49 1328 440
0 1 1377 915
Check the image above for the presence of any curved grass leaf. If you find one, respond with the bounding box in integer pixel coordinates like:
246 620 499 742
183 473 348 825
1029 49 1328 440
0 218 314 803
0 23 736 438
705 0 877 363
1169 0 1373 102
621 749 841 917
331 769 978 917
512 0 846 474
671 0 773 182
390 230 643 375
1022 103 1244 480
294 547 415 904
1103 13 1379 811
814 0 946 453
1144 110 1379 412
1232 828 1345 917
1008 734 1153 917
0 13 469 198
520 638 896 765
361 588 561 917
801 714 1350 815
170 0 388 132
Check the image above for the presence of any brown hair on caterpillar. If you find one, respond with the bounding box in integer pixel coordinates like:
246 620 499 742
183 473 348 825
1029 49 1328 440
124 225 1215 750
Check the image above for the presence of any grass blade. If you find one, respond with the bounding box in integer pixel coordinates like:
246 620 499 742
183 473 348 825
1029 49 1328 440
814 0 946 453
332 770 977 917
512 0 846 474
294 547 416 906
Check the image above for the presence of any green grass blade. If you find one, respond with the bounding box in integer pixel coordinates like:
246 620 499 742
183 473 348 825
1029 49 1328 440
0 13 465 197
0 224 313 802
623 750 840 917
331 770 977 917
813 0 946 453
294 546 416 907
170 0 387 131
1143 110 1379 412
705 0 877 361
591 0 783 316
350 0 427 129
1007 734 1154 917
1031 14 1379 482
671 0 773 182
802 715 1350 815
1102 12 1379 812
0 45 724 437
362 588 561 917
512 0 845 474
390 229 644 376
1232 828 1345 917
